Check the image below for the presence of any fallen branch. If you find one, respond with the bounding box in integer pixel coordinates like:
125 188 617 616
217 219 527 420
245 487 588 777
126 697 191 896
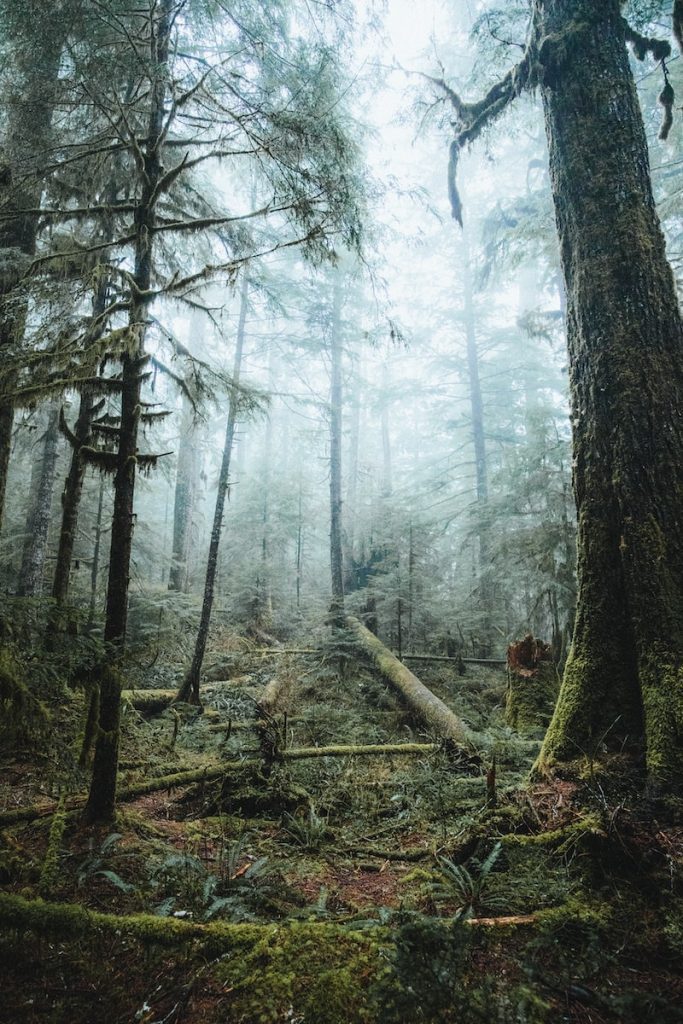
346 617 478 757
0 744 439 827
0 891 538 954
402 654 506 667
282 743 438 760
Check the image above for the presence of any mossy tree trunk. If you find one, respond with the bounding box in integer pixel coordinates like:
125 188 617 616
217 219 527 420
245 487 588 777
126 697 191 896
16 404 61 597
535 0 683 786
329 273 345 623
52 394 97 606
0 13 63 533
84 0 173 823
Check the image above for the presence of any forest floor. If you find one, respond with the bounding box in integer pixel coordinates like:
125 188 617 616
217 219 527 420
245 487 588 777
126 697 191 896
1 624 683 1023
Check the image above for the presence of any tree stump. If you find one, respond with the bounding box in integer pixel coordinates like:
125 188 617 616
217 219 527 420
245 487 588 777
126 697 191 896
505 635 559 733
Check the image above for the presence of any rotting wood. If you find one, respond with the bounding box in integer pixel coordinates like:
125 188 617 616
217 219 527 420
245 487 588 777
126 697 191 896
346 616 478 757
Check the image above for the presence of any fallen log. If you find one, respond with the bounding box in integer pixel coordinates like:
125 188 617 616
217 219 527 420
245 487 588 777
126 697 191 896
283 742 438 760
0 744 440 827
0 890 538 955
121 689 177 712
346 617 478 756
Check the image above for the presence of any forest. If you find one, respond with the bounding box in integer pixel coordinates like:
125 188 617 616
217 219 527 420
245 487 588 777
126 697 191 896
1 0 682 1020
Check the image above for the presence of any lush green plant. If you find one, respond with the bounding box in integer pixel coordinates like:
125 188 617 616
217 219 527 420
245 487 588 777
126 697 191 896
282 806 329 851
76 833 137 895
431 842 503 916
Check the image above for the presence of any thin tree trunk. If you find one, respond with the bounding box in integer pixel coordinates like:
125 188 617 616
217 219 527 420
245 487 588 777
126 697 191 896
168 392 199 592
295 475 303 610
329 273 345 620
52 395 97 606
84 0 173 823
16 404 60 597
343 357 361 588
380 361 392 499
534 0 683 787
462 229 491 655
176 271 249 704
88 476 105 625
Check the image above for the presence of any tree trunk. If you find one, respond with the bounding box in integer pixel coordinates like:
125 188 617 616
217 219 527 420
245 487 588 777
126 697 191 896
329 273 345 620
462 230 492 656
84 0 173 823
535 0 683 787
0 17 62 534
168 392 200 593
343 357 361 589
88 476 105 626
380 361 392 499
176 270 249 704
52 395 96 606
16 404 60 598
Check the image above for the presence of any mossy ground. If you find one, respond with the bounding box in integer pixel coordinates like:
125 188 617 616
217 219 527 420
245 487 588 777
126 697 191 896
2 629 683 1022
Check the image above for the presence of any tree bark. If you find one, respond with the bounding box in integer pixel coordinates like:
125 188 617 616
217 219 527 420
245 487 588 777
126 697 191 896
329 273 345 620
88 476 105 625
16 404 61 598
176 270 249 704
84 0 173 823
462 229 492 656
168 392 200 593
535 0 683 786
0 15 62 534
52 395 96 606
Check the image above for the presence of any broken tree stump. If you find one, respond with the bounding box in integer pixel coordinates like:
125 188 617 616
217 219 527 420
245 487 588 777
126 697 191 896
505 635 559 732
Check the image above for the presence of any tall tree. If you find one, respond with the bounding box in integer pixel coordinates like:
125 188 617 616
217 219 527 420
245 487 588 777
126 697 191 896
176 271 249 704
329 272 345 621
0 3 64 531
433 0 683 787
16 404 61 598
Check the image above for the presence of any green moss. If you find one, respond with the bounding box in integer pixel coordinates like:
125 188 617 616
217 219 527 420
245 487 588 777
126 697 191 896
216 921 387 1023
38 796 68 898
638 650 683 785
506 663 559 734
502 813 605 858
0 645 49 752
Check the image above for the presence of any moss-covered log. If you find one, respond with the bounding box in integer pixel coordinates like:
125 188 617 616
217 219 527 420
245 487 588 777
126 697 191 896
0 891 538 951
121 688 176 713
347 616 477 755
